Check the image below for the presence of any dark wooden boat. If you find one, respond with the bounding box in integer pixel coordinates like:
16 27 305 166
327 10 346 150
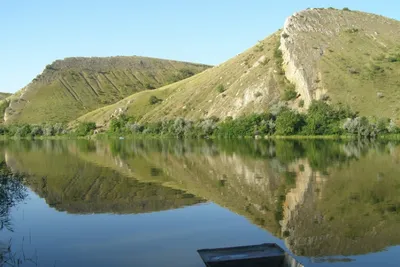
197 243 303 267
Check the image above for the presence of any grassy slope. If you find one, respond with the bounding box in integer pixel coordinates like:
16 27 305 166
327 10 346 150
78 9 400 128
75 32 287 126
4 56 210 124
0 93 11 100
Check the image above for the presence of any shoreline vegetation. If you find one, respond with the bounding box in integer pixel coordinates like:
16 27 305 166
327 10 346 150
0 100 399 140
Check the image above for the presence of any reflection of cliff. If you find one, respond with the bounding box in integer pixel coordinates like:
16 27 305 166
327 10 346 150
3 140 203 214
283 146 400 257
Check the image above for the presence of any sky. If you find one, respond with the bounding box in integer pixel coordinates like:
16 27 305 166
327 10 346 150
1 0 400 93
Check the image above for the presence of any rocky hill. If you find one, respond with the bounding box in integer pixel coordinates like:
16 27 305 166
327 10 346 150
76 8 400 128
3 56 210 124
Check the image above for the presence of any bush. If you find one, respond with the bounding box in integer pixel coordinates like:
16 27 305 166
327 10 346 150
298 99 305 108
376 118 389 134
387 53 400 62
43 124 55 136
14 124 31 138
343 7 351 11
282 86 297 101
53 123 67 135
345 28 359 34
303 100 341 135
216 84 225 93
126 122 144 134
388 120 400 134
149 95 162 105
343 117 378 138
275 110 305 135
75 122 96 136
30 125 44 136
145 83 155 90
197 118 219 137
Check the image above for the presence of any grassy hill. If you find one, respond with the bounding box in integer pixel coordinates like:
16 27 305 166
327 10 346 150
3 56 210 124
75 32 285 126
76 8 400 128
0 93 11 100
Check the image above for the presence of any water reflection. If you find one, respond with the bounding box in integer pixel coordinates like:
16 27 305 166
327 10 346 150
0 161 27 231
1 139 400 261
2 140 203 214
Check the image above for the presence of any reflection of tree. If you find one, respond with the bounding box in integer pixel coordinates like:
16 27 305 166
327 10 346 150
0 238 39 266
0 161 27 231
0 161 29 266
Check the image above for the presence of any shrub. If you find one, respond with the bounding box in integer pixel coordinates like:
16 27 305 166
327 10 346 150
376 118 389 134
388 120 400 134
342 117 378 138
197 118 218 137
173 117 190 138
282 33 289 39
43 124 55 136
145 83 155 89
387 53 400 62
215 113 272 138
30 125 44 136
298 99 305 108
275 110 305 135
254 91 262 98
216 84 225 93
75 122 96 136
0 125 8 135
274 43 283 59
179 68 195 79
53 123 67 135
14 124 31 137
149 95 162 105
303 100 342 135
255 42 264 52
343 7 351 11
282 86 297 101
126 122 144 134
345 28 359 34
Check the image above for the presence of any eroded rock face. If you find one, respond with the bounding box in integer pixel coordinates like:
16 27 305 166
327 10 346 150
280 8 400 109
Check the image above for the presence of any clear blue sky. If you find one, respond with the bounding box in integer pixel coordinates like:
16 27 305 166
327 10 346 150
1 0 399 93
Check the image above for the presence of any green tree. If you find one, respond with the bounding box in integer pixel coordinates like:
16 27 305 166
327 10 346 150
75 122 96 136
275 110 304 135
303 100 341 135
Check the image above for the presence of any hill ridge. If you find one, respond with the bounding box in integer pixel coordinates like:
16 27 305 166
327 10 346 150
3 56 210 124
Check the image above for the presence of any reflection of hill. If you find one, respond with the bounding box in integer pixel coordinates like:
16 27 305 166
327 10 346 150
72 139 289 236
71 139 400 257
3 139 400 257
3 140 203 214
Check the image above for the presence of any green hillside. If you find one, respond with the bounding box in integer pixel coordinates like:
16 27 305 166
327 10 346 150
77 8 400 128
75 32 285 126
0 93 11 100
4 56 210 124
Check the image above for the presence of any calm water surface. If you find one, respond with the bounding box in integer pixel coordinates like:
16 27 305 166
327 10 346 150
1 139 400 266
